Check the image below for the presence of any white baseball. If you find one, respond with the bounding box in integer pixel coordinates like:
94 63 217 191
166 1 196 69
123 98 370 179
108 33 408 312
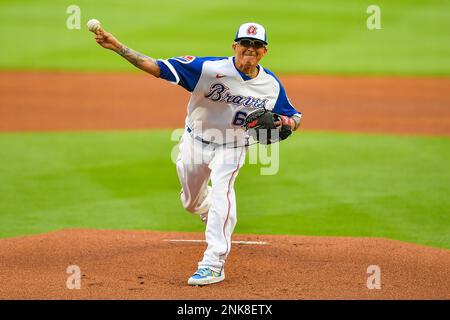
87 19 101 32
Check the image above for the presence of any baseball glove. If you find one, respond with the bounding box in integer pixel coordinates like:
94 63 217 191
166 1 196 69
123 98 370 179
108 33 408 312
243 107 292 144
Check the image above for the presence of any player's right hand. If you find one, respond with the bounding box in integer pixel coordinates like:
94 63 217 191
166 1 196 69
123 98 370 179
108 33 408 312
95 29 122 51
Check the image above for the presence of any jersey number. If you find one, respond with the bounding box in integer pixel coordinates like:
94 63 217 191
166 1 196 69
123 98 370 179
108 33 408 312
232 111 247 126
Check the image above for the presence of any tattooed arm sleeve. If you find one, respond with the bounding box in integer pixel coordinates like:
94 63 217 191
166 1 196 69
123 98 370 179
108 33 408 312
115 45 160 77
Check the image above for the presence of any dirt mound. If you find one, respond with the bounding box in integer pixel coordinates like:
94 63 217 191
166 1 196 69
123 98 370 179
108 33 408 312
1 71 449 135
0 229 448 299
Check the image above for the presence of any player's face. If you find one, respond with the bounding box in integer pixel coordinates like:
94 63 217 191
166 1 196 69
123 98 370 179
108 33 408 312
233 39 268 68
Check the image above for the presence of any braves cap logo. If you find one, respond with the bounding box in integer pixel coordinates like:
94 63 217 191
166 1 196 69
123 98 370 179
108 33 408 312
246 25 257 35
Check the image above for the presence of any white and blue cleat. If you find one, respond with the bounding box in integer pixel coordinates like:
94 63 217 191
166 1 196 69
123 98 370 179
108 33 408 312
187 267 225 286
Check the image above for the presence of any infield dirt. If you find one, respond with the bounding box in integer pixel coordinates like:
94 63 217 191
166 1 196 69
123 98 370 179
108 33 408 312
1 71 449 135
0 229 449 299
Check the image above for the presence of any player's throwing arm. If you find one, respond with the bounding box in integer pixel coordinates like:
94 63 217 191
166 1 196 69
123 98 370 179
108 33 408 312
87 19 160 77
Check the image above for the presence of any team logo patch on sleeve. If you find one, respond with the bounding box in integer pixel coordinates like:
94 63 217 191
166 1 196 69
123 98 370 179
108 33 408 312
173 55 196 64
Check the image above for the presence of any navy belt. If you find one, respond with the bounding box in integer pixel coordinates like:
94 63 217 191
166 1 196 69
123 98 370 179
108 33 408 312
186 126 215 145
186 126 248 148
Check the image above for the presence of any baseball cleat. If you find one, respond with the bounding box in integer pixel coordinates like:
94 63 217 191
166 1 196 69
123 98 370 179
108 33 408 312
187 268 225 286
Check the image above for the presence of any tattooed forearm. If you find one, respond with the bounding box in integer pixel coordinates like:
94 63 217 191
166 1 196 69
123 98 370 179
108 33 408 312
115 45 160 76
116 45 157 68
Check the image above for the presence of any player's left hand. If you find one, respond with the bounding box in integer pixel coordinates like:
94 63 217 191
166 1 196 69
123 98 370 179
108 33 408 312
242 108 293 144
273 114 293 141
274 115 294 131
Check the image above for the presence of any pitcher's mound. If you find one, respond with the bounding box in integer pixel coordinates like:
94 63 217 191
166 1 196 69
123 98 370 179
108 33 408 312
0 229 448 299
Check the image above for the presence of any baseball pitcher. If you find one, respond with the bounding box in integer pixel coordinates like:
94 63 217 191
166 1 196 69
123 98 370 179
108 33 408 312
91 22 302 286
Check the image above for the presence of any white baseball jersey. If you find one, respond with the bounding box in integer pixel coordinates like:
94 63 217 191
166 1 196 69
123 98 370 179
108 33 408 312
157 56 301 144
157 55 301 273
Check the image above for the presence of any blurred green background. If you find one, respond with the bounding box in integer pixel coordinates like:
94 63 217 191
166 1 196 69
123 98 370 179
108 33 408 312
0 1 449 248
0 0 449 75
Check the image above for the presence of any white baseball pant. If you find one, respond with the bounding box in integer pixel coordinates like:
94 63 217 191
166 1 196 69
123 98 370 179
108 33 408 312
176 131 246 273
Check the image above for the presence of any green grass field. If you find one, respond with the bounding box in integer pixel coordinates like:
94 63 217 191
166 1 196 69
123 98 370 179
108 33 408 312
1 131 449 248
0 0 449 75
